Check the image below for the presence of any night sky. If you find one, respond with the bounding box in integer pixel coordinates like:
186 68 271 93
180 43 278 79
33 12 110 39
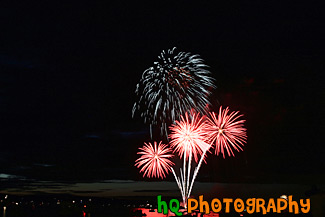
0 1 324 195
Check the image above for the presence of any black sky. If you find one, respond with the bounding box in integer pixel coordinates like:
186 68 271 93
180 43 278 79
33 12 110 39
0 1 324 191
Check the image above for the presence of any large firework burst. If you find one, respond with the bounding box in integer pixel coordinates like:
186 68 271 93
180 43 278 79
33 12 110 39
206 106 247 158
169 112 210 162
132 47 216 137
135 141 174 179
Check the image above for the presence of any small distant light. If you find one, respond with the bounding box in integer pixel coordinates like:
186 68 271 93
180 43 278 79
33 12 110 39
89 199 91 202
280 195 288 200
5 195 8 199
84 205 87 208
15 202 19 205
72 200 75 203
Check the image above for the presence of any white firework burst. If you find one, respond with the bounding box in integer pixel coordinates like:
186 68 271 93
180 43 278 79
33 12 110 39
133 47 216 137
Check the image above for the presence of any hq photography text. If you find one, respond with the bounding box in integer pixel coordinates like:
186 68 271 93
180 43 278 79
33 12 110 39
157 195 310 216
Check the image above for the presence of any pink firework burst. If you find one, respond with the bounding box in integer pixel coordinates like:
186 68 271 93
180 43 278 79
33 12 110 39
207 106 247 158
169 112 211 162
135 141 174 179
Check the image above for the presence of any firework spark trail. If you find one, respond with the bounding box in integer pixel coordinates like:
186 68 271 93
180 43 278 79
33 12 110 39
135 141 174 179
171 168 183 199
188 146 209 199
186 149 192 196
207 106 247 158
183 150 186 204
133 47 216 138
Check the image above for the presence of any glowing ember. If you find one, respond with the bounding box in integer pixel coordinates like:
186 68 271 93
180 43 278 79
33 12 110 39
207 106 247 158
135 141 174 179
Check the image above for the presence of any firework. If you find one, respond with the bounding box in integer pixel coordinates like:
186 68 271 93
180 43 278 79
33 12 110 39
169 112 211 207
206 106 247 158
169 112 210 162
135 141 174 179
132 47 215 137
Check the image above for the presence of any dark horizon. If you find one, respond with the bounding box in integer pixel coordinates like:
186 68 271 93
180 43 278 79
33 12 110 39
0 1 324 197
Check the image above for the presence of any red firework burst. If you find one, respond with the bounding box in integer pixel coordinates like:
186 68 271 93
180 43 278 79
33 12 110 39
135 141 174 179
169 112 211 162
207 106 247 158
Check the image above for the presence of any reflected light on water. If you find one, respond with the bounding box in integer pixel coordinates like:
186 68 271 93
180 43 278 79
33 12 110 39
133 208 167 217
3 206 6 217
133 208 219 217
